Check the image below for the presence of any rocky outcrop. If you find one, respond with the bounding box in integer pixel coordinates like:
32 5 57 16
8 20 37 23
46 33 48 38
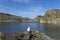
43 9 60 24
0 30 55 40
34 9 60 24
0 12 32 22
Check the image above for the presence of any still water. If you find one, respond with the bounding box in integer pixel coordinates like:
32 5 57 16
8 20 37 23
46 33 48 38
0 22 60 40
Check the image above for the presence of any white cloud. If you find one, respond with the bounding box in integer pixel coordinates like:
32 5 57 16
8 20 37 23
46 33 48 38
22 6 45 15
12 0 30 3
0 4 45 18
0 4 22 15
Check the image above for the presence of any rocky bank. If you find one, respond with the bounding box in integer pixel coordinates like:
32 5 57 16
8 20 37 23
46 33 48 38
0 30 55 40
0 12 33 22
34 9 60 24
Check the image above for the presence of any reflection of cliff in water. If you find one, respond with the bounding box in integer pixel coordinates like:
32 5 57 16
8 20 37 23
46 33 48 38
43 23 60 40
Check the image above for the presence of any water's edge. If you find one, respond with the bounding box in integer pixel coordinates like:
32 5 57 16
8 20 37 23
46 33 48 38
0 30 55 40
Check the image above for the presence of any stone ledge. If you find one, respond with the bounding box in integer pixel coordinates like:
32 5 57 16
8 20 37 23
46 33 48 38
0 30 55 40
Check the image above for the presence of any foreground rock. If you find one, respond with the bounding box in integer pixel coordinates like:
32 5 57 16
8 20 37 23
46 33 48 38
0 30 55 40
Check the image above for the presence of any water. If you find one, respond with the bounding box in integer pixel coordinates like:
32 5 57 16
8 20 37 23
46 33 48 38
0 22 60 40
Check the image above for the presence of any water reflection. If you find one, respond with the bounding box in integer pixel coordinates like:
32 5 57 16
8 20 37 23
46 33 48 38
43 23 60 40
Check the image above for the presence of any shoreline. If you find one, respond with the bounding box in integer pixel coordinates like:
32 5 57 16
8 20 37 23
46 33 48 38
0 30 55 40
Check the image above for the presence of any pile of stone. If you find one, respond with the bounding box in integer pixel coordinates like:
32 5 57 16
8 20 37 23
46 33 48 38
0 30 55 40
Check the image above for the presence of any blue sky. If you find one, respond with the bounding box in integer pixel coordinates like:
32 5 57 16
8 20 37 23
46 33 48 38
0 0 60 18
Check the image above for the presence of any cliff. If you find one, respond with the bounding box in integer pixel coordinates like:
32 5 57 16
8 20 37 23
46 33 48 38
34 9 60 24
0 12 32 22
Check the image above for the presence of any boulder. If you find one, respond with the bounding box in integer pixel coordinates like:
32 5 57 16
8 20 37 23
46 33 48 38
2 30 55 40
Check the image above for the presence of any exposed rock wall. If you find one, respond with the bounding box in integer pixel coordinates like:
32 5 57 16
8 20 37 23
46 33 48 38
34 9 60 24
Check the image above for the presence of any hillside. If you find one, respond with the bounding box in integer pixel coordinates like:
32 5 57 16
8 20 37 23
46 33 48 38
0 12 32 22
34 9 60 24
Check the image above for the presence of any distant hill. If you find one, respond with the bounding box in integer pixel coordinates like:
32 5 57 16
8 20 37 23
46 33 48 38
0 12 32 22
34 9 60 24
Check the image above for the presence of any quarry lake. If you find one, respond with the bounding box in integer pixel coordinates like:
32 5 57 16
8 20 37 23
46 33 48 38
0 22 60 40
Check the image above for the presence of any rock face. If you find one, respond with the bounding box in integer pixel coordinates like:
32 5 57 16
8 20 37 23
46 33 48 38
34 9 60 24
0 30 55 40
44 9 60 24
0 12 33 22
